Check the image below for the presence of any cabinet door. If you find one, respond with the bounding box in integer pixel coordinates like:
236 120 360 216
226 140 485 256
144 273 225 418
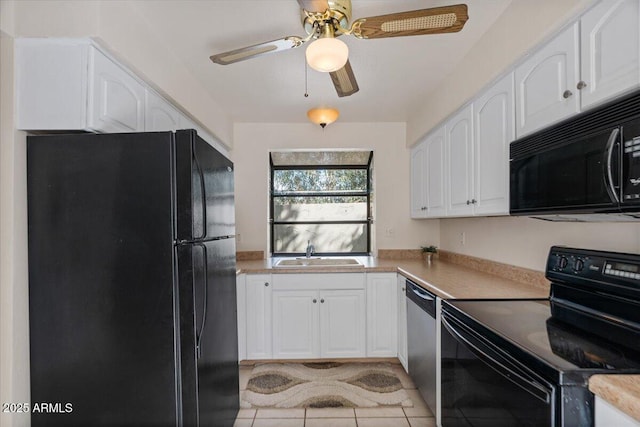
320 290 365 358
425 127 447 218
473 73 514 216
272 290 319 359
580 0 640 109
366 273 398 357
515 23 580 137
145 89 181 131
88 46 145 133
595 396 640 427
397 275 408 372
245 275 272 359
410 141 428 218
446 105 474 216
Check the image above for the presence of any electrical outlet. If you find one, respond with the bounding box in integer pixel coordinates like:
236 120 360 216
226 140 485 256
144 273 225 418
460 232 466 246
385 227 395 236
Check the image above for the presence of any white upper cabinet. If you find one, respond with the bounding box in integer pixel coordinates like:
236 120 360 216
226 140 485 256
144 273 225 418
410 142 428 218
515 0 640 137
15 37 226 155
425 128 447 217
473 73 514 216
515 23 580 137
580 0 640 109
410 127 446 218
88 46 145 133
16 39 145 133
145 89 182 132
446 104 474 216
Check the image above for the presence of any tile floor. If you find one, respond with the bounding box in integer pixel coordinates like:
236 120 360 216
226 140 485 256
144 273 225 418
234 364 436 427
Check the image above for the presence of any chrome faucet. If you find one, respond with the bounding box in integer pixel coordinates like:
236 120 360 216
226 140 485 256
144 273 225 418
305 240 315 258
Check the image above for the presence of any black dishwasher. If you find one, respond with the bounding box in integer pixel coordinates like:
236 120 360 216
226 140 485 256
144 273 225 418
406 279 437 417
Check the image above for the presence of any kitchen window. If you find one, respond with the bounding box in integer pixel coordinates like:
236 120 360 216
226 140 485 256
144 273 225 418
270 151 373 256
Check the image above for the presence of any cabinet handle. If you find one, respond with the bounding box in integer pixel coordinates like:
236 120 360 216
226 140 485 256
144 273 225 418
563 90 573 99
313 299 317 303
466 200 470 205
320 298 325 303
264 282 269 287
471 199 477 204
402 287 405 292
577 81 587 90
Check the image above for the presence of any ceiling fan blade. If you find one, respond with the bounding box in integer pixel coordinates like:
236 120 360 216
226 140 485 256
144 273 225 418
297 0 329 13
352 4 468 39
330 60 359 97
210 36 304 65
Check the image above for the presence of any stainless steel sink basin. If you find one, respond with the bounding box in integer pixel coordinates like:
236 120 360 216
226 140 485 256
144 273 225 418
274 258 363 267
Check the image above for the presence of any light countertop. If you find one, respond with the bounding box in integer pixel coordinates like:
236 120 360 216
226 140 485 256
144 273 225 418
590 375 640 423
236 255 549 300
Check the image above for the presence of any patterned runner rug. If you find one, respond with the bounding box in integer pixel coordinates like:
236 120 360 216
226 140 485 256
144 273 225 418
241 362 413 409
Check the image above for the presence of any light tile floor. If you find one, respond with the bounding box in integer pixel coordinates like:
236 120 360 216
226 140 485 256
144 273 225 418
234 363 436 427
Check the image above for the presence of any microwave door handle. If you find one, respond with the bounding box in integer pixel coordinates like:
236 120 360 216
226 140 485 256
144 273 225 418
605 127 620 204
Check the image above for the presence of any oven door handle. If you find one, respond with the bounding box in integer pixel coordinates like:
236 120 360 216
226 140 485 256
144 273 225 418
442 315 553 404
605 127 620 204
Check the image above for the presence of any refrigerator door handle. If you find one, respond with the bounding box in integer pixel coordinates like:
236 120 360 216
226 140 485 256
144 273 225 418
193 151 208 241
195 243 208 359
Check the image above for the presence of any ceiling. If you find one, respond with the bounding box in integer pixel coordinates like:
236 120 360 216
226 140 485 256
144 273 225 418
130 0 512 124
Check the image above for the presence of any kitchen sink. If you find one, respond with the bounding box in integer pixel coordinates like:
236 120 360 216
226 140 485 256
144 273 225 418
274 258 363 267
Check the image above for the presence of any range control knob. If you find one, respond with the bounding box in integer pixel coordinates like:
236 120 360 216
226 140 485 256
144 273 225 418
557 256 568 269
574 258 585 272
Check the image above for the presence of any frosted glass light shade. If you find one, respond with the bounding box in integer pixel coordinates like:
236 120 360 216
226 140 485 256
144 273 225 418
307 108 339 128
305 38 349 72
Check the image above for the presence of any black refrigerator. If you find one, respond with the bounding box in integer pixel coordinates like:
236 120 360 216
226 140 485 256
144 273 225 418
27 129 239 427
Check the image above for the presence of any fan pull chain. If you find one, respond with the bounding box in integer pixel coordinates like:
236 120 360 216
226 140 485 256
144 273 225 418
304 58 309 98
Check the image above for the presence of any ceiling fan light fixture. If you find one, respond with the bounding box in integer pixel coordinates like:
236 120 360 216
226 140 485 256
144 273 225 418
305 37 349 72
307 107 339 128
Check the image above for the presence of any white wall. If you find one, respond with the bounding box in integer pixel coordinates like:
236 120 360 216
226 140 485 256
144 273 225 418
0 32 30 427
441 217 640 271
233 122 439 255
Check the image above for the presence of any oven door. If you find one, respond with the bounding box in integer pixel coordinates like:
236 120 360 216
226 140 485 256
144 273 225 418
441 311 555 427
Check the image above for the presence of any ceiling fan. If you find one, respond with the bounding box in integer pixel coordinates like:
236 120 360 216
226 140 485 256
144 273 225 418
210 0 469 98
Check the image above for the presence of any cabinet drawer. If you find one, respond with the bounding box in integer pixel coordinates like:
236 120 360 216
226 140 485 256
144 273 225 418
272 273 365 291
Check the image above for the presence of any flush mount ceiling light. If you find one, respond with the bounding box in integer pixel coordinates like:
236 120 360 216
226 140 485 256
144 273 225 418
305 23 348 72
307 107 339 128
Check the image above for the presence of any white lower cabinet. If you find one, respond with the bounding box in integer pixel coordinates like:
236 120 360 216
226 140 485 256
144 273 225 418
595 396 640 427
241 272 411 361
397 275 408 371
366 273 398 357
272 290 367 358
272 290 319 358
271 274 366 359
245 274 273 359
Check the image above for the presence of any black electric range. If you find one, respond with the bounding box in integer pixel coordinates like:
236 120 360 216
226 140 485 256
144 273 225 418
440 246 640 427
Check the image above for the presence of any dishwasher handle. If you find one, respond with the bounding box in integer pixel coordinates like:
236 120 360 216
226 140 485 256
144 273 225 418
406 279 436 318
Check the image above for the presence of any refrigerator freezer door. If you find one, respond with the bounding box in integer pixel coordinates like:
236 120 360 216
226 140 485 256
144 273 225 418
175 130 235 242
177 238 239 427
27 133 180 426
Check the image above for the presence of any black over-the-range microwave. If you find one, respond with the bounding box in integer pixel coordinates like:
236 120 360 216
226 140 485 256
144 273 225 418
510 89 640 220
